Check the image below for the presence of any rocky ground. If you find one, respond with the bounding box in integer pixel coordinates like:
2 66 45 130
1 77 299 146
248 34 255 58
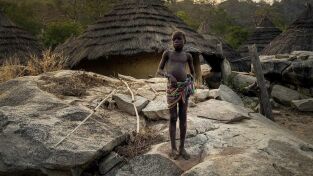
0 70 312 176
273 106 313 144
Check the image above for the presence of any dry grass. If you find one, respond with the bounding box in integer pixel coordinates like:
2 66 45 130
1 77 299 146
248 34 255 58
38 72 109 97
0 49 67 83
115 128 165 159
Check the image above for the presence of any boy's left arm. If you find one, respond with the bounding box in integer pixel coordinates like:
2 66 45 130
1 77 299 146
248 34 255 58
187 53 195 79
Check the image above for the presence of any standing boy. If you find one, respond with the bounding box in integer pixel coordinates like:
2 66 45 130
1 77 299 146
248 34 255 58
156 31 195 160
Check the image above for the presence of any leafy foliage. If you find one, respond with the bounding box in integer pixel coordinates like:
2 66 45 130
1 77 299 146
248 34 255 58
41 21 84 48
0 1 42 35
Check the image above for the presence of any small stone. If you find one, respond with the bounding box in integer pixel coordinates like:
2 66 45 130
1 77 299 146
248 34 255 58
193 89 210 102
208 89 220 99
271 85 308 106
218 84 244 106
291 98 313 112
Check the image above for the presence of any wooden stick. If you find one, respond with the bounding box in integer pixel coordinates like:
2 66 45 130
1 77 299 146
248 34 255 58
248 44 273 121
54 89 117 148
120 79 140 133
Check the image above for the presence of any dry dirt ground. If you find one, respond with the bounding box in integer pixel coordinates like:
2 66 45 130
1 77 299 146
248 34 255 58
273 107 313 144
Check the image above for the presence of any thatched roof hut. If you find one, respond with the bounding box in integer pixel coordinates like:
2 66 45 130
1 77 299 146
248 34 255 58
262 3 313 55
198 22 250 72
0 10 42 64
238 16 282 57
56 0 222 80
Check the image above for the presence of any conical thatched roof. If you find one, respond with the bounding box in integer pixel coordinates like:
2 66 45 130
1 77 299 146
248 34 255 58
56 0 220 68
0 10 42 64
198 22 249 72
238 16 282 56
262 3 313 55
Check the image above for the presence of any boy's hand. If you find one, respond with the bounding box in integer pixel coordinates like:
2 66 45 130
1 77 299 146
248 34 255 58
168 75 177 86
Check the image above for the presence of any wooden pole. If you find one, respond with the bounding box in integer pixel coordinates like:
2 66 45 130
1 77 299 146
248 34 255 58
120 79 140 133
248 44 274 121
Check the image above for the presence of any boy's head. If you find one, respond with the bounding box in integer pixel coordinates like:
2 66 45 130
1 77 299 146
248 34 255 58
171 31 186 51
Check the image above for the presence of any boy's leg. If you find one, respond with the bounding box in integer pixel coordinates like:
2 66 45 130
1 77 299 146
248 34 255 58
169 104 179 159
178 99 190 160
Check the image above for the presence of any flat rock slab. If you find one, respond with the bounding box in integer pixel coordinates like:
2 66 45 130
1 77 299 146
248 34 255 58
142 95 169 120
136 87 156 101
189 99 251 123
113 93 149 115
292 98 313 112
115 154 183 176
271 85 308 106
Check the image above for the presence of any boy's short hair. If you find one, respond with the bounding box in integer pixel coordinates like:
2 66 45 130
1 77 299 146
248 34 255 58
171 31 186 44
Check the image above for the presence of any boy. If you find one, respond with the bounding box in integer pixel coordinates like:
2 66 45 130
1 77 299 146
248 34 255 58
156 31 195 160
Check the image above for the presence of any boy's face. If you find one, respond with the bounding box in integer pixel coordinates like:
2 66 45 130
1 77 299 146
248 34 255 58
172 34 185 50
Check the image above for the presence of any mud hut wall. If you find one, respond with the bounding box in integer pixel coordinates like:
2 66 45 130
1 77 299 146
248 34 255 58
74 53 163 78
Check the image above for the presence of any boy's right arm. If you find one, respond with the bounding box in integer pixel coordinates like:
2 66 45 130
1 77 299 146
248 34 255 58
156 51 177 84
156 51 169 77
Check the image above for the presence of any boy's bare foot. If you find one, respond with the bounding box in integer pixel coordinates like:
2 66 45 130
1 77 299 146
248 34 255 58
180 148 190 160
169 149 180 160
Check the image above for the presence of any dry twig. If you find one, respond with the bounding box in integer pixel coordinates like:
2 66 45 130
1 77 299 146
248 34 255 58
54 89 117 148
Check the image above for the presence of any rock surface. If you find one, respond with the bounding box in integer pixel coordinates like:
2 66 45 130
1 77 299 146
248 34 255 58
0 73 137 176
271 85 308 106
291 98 313 112
218 84 244 106
261 51 313 87
0 70 312 176
113 94 149 115
142 95 169 120
115 154 183 176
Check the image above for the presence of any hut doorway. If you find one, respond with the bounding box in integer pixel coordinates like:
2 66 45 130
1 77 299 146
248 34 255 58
201 54 224 89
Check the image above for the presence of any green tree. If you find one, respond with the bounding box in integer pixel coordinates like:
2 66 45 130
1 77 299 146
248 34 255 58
0 1 43 35
224 26 249 49
176 10 201 29
41 21 83 48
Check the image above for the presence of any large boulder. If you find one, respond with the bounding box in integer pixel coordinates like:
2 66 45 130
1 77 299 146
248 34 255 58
261 58 291 81
0 77 137 176
271 85 308 106
260 51 313 87
282 59 313 87
231 72 256 91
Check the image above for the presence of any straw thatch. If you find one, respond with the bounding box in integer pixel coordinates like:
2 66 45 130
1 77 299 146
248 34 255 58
0 10 42 64
198 22 250 72
238 16 282 57
56 0 221 68
262 3 313 55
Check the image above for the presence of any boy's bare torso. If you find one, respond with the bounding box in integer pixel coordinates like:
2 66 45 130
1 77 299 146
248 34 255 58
166 51 189 82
